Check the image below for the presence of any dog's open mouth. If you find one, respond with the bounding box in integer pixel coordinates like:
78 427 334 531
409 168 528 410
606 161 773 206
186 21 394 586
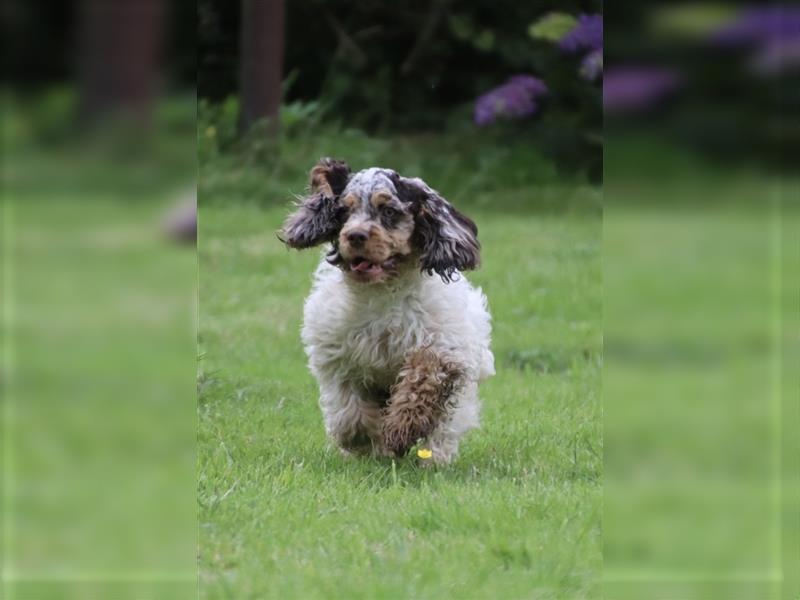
348 255 400 279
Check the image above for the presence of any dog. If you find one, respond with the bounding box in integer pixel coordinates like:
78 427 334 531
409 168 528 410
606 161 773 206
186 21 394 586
280 158 494 464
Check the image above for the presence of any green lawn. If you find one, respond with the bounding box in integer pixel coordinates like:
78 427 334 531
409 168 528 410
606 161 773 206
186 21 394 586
4 196 197 600
602 180 800 600
198 182 602 598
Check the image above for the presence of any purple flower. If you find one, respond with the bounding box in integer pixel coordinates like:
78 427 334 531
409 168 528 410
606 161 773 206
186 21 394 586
580 49 603 81
604 67 681 114
473 75 548 126
708 6 800 47
748 36 800 74
559 14 603 54
707 6 800 76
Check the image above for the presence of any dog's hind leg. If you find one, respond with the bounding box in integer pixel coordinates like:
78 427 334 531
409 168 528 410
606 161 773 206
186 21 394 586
318 378 386 456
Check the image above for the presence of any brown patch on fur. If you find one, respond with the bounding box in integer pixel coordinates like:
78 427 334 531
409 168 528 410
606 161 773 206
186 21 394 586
372 221 413 257
309 158 350 199
384 225 414 257
310 166 334 198
370 190 392 208
342 194 359 209
382 348 461 456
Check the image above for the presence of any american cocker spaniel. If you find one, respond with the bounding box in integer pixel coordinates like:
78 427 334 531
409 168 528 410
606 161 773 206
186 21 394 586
280 158 494 464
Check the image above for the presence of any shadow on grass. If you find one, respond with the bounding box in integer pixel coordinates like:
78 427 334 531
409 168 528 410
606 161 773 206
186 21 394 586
307 439 600 492
307 450 483 490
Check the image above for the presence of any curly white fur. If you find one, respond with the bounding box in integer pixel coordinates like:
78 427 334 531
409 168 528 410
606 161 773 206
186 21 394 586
302 257 495 464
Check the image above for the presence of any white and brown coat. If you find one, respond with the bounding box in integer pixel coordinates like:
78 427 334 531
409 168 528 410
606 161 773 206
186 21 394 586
281 158 494 464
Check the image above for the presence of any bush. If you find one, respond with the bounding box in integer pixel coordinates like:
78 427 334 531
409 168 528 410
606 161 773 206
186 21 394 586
198 0 603 180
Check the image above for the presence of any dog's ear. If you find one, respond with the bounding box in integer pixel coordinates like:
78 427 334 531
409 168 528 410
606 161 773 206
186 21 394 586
279 158 351 249
394 175 480 282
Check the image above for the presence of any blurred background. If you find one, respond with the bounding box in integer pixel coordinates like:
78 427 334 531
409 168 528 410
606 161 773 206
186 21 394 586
5 1 606 597
3 1 197 599
196 0 603 205
603 3 799 599
3 0 799 598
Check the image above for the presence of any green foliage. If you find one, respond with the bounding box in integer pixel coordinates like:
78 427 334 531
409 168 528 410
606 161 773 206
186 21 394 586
650 4 738 38
198 0 602 179
528 12 578 42
448 15 496 52
281 99 325 131
197 102 604 210
6 90 197 198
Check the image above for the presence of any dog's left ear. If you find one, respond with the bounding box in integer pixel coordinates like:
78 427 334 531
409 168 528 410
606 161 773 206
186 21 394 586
279 158 351 249
394 175 480 282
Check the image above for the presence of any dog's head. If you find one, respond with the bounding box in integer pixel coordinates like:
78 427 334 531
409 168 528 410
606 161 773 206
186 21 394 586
280 158 480 284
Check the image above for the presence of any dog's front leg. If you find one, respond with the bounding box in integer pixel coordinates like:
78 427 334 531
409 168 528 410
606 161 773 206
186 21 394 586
382 348 461 459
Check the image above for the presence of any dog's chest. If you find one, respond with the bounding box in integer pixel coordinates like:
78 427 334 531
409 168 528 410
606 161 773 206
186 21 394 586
335 299 430 383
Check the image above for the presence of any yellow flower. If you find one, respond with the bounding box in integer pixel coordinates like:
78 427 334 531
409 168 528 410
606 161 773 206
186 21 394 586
417 448 433 459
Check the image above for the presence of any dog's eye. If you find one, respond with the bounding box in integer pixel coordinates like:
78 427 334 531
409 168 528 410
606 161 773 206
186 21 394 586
382 206 397 218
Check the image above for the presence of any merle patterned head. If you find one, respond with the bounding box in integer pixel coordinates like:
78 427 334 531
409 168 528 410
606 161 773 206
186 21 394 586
280 158 480 283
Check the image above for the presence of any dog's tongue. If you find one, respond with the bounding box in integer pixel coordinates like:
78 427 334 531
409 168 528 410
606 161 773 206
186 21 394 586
352 259 374 272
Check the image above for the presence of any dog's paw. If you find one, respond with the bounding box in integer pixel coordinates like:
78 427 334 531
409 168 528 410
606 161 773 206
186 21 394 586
382 422 419 457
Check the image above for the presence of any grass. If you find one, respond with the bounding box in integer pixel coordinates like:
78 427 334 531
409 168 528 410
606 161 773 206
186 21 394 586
4 101 198 599
602 177 800 600
198 170 602 598
4 199 197 600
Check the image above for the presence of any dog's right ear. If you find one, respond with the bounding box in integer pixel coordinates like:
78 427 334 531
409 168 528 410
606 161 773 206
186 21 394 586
279 158 351 249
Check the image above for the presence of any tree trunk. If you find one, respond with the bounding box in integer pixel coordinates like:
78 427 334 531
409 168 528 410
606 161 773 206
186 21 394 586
239 0 285 135
77 0 165 127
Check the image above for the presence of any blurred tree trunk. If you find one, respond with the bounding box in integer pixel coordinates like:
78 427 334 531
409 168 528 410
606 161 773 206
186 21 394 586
239 0 284 136
77 0 165 127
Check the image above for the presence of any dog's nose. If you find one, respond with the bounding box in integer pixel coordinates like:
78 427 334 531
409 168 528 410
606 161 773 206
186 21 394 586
346 230 368 245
